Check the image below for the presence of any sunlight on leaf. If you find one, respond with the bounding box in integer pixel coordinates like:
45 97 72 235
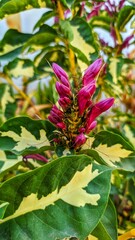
1 164 100 223
109 58 120 84
123 125 135 147
1 127 50 151
1 85 14 122
95 143 132 167
0 44 21 56
87 235 98 240
0 202 9 219
9 60 34 78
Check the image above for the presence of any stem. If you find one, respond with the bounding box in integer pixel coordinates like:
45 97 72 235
57 0 78 87
69 48 78 88
0 72 42 118
57 0 64 20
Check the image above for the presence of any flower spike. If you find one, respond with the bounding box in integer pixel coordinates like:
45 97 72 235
48 61 114 150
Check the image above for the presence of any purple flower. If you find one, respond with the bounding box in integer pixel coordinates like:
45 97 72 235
82 58 103 85
48 61 114 150
48 105 66 130
58 96 71 109
78 81 96 115
48 105 63 125
99 38 108 47
56 82 71 98
104 0 116 15
85 98 114 133
110 25 117 46
87 3 103 20
51 105 64 117
86 120 97 134
74 133 86 149
23 154 48 163
52 63 69 87
56 122 66 130
118 35 134 53
119 0 125 10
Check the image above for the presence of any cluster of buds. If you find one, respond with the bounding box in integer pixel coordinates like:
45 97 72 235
48 59 114 150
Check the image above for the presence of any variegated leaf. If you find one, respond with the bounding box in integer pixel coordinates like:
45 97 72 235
0 0 51 19
123 124 135 148
82 131 135 171
0 83 17 123
4 58 35 78
0 117 55 155
0 202 9 220
0 150 22 175
0 29 32 60
0 155 112 239
108 57 124 84
90 16 111 31
117 5 135 31
90 199 117 240
70 17 98 72
23 25 57 52
34 10 56 30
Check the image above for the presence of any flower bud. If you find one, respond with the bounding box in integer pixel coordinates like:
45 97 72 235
58 97 71 109
23 154 48 163
85 120 97 134
56 82 71 98
48 105 64 126
78 82 96 115
51 105 64 118
82 58 103 85
52 63 69 87
56 122 66 130
85 97 114 129
74 133 86 149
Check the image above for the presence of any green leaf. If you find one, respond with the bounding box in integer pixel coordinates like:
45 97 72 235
91 199 117 240
0 0 49 19
108 57 124 84
60 19 74 41
0 117 55 155
0 155 112 239
90 16 111 31
37 48 66 71
0 202 9 220
4 58 35 78
23 32 56 51
0 83 17 124
122 124 135 148
117 6 135 31
70 17 99 71
0 150 22 175
82 131 135 172
0 29 32 60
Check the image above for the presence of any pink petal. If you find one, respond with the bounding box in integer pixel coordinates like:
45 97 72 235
52 63 69 87
56 82 71 98
82 58 103 85
86 97 114 129
78 82 96 115
74 133 86 149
